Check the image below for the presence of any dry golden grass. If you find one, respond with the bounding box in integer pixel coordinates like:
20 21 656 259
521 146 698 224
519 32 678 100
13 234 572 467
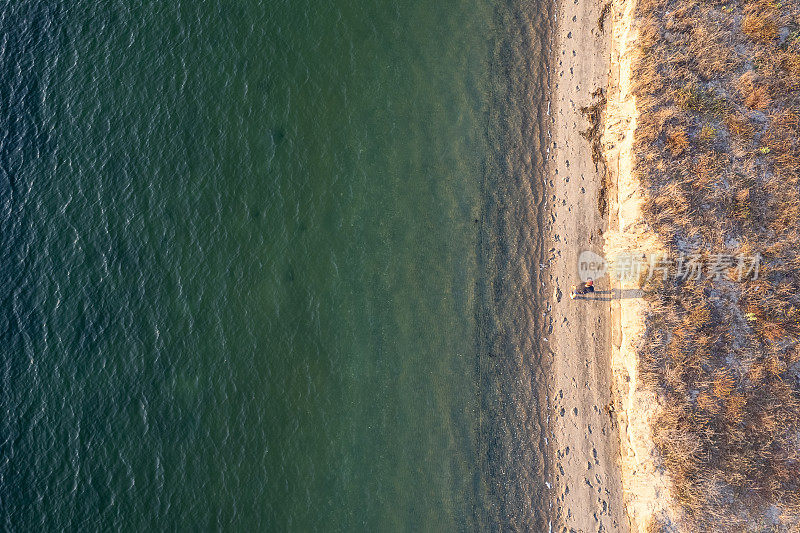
697 123 717 144
725 111 756 139
645 516 670 533
690 26 738 79
629 0 800 528
746 86 771 110
741 14 779 43
666 127 689 155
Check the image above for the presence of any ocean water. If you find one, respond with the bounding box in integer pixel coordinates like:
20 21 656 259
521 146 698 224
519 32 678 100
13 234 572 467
2 0 552 530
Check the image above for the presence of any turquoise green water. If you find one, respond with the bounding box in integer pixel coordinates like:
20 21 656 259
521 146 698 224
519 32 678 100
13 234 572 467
3 0 552 529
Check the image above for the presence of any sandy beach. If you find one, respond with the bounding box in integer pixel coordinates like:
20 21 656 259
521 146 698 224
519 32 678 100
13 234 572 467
545 0 629 530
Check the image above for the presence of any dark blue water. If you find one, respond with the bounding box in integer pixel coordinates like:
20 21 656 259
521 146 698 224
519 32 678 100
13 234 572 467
2 0 553 529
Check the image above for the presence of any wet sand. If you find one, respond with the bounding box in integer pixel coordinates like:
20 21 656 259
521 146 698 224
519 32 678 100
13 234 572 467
544 0 629 530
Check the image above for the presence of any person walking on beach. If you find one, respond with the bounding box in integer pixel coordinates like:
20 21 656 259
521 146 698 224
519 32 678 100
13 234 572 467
570 278 594 299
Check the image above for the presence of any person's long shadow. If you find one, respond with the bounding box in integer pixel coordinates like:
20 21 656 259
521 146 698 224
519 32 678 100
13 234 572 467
573 288 644 301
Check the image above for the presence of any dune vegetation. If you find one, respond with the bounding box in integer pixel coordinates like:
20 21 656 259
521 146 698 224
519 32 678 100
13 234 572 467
628 0 800 528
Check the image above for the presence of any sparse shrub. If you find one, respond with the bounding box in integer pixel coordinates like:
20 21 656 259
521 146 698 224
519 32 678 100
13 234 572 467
742 14 779 43
732 188 753 221
676 84 726 116
735 70 758 97
666 127 690 155
745 86 771 110
725 112 756 139
698 123 717 143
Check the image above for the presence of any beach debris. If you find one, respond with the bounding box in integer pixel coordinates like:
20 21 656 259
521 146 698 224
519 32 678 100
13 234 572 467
579 87 609 213
598 2 612 32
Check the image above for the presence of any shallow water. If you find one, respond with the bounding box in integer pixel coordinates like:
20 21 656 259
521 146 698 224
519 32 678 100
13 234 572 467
2 0 552 529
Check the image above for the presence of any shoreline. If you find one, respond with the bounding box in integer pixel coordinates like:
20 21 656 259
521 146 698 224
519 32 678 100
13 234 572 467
544 0 628 530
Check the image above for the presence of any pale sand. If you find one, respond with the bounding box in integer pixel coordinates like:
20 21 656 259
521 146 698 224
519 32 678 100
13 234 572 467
546 0 628 530
602 0 678 530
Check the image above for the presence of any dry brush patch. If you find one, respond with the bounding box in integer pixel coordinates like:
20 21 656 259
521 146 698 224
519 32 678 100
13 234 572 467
580 87 609 212
630 0 800 529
